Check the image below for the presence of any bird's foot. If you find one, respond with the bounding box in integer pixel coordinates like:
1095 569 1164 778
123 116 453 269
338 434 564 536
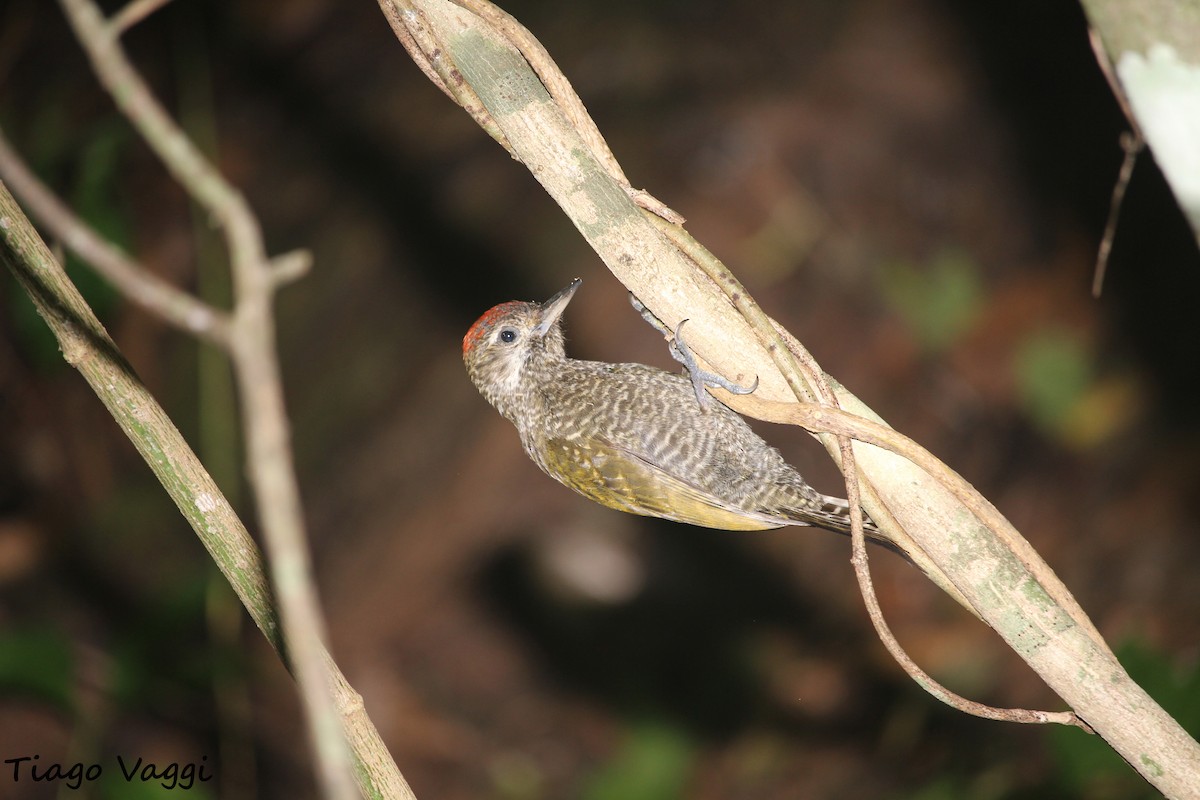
629 293 758 407
673 319 759 408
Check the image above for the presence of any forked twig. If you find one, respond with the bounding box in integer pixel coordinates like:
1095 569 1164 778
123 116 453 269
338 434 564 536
0 130 231 343
110 0 172 35
0 1 409 797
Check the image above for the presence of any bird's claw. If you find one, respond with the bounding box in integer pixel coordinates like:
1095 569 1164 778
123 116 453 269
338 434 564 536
672 319 759 408
630 293 758 407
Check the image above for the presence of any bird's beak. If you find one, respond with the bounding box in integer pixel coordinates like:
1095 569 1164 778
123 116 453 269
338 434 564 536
534 278 582 337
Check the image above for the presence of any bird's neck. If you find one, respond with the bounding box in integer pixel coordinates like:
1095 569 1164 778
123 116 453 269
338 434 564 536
490 350 567 426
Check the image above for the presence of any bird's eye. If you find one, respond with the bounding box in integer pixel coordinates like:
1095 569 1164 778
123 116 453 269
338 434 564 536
499 328 518 344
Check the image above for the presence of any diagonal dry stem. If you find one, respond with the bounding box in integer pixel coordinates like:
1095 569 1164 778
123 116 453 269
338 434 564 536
641 210 1090 729
375 3 1200 794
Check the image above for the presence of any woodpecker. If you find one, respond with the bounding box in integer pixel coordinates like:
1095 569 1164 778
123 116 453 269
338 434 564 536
463 278 890 544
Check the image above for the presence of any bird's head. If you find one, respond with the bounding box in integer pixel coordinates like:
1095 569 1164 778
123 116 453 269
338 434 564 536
463 278 581 418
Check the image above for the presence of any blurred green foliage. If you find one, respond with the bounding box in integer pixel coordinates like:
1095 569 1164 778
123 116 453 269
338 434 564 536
100 770 216 800
880 250 983 353
1013 329 1093 437
109 576 227 712
489 751 545 800
582 719 695 800
903 769 1011 800
0 627 76 712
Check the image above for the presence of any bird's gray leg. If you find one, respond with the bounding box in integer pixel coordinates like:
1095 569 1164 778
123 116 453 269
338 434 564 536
629 293 758 407
629 293 671 337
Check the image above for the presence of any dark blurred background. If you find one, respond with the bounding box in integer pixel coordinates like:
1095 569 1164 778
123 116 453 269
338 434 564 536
2 0 1199 798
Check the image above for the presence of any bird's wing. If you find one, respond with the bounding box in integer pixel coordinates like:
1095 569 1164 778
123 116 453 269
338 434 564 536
540 434 784 531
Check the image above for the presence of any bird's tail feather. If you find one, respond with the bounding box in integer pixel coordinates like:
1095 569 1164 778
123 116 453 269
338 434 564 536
786 493 910 561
